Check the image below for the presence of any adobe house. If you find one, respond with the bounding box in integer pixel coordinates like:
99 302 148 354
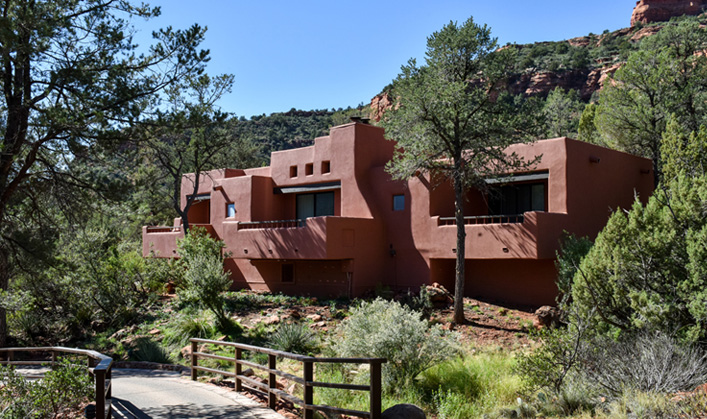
143 121 653 307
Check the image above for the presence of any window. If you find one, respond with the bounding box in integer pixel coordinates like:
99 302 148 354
393 194 405 211
488 183 546 215
226 203 236 218
305 163 314 176
290 165 298 178
321 161 331 174
282 263 294 283
296 191 335 219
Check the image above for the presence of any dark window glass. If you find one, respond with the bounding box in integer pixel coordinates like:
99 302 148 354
489 183 546 215
393 194 405 211
296 191 334 219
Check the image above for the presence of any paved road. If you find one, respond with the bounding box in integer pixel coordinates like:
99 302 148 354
111 369 286 419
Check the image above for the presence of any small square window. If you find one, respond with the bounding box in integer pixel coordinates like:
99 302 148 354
393 194 405 211
305 163 314 176
321 161 331 174
290 165 298 178
226 203 236 218
282 263 294 283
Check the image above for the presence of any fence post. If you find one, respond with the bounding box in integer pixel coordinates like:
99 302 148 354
51 351 57 369
190 340 198 381
370 360 382 419
303 360 313 419
268 354 277 410
95 368 106 419
235 347 242 392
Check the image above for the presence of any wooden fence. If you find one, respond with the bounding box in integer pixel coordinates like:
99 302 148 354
189 338 386 419
0 346 113 419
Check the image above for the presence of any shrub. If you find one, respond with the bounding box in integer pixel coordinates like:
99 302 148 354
177 228 234 330
571 175 707 343
0 359 93 418
163 312 217 347
268 322 319 355
583 332 707 395
332 298 458 389
129 337 173 364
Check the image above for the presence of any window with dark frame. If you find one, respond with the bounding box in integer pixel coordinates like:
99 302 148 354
393 194 405 211
488 182 546 215
281 263 294 283
226 203 236 218
305 163 314 176
296 191 335 219
321 161 331 174
289 165 298 178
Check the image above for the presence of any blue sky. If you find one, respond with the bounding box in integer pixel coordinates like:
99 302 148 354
132 1 637 118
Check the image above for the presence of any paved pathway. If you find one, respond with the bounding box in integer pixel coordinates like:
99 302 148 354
111 369 286 419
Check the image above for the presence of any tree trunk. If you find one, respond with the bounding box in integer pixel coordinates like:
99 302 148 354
453 160 466 325
0 244 9 347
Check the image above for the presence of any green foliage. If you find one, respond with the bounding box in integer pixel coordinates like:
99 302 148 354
543 88 585 139
595 19 707 180
0 359 93 418
516 315 592 395
163 312 218 347
661 116 707 181
177 228 234 330
129 337 173 364
267 322 320 355
332 298 458 389
554 234 593 309
571 174 707 342
0 0 212 346
233 105 369 158
136 74 264 232
398 286 434 319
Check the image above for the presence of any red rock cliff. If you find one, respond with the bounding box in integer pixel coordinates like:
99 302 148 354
631 0 707 26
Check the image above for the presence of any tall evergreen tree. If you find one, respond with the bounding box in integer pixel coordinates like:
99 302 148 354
381 17 541 324
0 0 210 346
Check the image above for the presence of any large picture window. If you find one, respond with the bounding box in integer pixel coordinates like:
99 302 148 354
296 191 335 219
488 183 545 215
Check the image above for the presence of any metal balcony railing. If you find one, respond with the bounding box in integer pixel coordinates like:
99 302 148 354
438 214 525 226
237 219 306 230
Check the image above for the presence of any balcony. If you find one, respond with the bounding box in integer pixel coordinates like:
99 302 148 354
433 211 569 259
142 224 217 258
222 216 378 260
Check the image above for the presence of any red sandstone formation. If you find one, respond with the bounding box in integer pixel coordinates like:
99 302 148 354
631 0 707 26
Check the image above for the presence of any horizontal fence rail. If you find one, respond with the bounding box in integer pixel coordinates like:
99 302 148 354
237 219 305 230
189 338 386 419
0 346 113 419
438 214 525 226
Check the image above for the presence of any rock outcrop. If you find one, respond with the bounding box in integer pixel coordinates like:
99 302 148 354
631 0 707 27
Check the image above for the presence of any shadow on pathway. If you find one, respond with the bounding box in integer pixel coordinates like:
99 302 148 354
111 369 285 419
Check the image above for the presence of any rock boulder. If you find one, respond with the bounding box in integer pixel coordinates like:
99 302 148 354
631 0 707 27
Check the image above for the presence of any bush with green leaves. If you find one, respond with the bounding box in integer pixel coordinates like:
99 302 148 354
177 228 233 330
332 298 457 389
0 359 93 418
129 337 173 364
571 174 707 342
268 322 319 355
554 233 592 309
